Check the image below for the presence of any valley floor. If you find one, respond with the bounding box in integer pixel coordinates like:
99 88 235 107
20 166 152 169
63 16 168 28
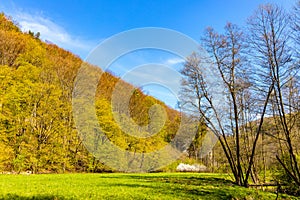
0 173 296 200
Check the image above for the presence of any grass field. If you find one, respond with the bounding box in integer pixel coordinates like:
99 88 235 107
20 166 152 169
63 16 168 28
0 173 297 200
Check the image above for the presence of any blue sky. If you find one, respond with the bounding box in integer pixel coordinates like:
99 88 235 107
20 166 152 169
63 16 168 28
0 0 296 108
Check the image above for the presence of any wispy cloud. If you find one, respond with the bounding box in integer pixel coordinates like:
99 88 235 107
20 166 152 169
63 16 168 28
12 11 97 57
165 58 185 65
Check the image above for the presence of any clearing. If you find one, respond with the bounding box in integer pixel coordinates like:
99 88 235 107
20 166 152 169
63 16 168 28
0 173 296 199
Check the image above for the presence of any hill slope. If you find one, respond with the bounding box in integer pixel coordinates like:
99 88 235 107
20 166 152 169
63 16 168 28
0 13 193 173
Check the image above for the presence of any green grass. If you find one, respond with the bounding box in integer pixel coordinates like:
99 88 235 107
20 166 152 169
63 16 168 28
0 173 297 200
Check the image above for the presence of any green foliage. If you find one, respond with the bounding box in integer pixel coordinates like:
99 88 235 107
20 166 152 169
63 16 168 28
0 13 194 173
273 154 300 196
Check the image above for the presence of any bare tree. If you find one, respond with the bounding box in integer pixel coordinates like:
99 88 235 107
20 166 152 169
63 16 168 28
247 3 300 188
293 1 300 54
180 23 273 186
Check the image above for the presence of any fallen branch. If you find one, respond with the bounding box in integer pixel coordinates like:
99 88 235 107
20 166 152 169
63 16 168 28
248 183 286 187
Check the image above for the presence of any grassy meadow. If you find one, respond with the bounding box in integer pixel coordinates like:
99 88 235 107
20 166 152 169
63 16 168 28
0 173 297 200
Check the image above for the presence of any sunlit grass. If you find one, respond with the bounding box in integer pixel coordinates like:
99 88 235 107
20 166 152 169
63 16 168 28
0 173 296 199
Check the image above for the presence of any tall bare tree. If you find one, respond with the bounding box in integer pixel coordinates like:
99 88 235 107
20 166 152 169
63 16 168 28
247 3 300 188
180 23 273 186
293 1 300 54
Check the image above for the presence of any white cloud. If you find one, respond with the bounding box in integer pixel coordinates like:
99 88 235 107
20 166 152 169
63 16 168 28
165 57 185 65
13 12 96 57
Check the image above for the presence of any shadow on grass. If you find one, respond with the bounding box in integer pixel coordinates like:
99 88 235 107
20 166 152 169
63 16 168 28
102 174 237 199
108 182 234 199
0 194 66 200
102 174 234 186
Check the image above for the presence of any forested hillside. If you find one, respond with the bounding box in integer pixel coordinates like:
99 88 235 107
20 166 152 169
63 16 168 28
0 13 202 173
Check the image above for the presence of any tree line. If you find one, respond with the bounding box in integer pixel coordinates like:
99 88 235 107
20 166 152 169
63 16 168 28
180 2 300 195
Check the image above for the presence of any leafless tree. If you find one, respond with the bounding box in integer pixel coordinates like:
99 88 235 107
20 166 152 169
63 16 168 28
247 3 300 187
293 1 300 55
180 23 273 186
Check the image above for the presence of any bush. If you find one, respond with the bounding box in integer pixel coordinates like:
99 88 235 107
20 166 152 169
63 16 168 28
273 168 300 196
158 157 208 172
273 155 300 196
